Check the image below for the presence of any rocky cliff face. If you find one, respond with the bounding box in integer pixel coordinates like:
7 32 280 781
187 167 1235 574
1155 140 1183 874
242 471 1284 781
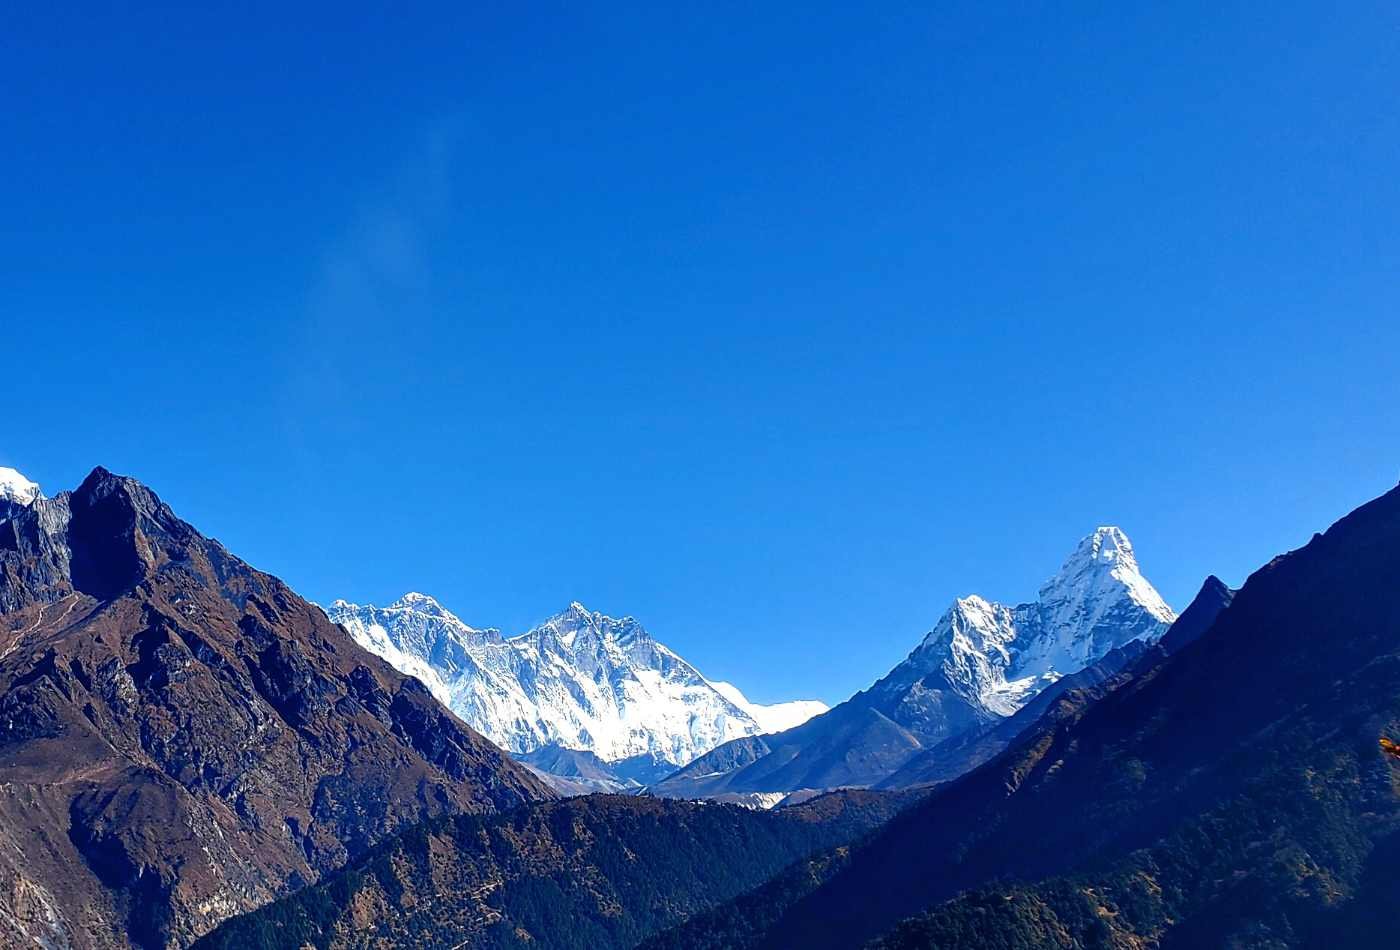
0 468 550 950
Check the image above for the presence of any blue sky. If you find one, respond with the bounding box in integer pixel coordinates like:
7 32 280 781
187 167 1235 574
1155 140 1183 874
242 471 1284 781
4 2 1398 704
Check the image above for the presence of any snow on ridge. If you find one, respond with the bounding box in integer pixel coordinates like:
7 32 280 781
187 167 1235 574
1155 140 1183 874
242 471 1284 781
0 467 41 506
896 526 1174 721
326 527 1170 769
326 596 824 767
1038 525 1175 627
709 681 828 734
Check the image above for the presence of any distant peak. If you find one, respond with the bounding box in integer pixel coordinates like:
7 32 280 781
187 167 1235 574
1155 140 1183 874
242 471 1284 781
1072 526 1137 571
947 594 1003 628
77 465 120 489
953 594 995 611
0 467 41 506
1039 525 1174 625
73 466 152 509
530 601 656 650
1159 574 1236 654
541 601 599 631
386 592 480 628
1041 526 1146 587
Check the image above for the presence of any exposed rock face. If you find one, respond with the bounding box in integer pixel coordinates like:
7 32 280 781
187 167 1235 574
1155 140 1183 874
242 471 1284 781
0 468 550 950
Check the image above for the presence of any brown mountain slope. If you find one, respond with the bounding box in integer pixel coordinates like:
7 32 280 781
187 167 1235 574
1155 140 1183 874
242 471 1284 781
0 468 550 950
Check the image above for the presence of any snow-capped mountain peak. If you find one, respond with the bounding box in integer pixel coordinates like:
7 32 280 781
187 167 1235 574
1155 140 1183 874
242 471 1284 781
0 467 41 506
1077 525 1134 567
708 681 829 734
394 590 447 610
325 594 826 766
881 526 1175 725
1037 526 1168 615
1017 526 1175 680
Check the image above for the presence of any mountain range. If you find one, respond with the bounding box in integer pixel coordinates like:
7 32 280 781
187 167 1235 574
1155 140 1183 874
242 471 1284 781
325 595 826 771
8 461 1400 950
652 525 1176 798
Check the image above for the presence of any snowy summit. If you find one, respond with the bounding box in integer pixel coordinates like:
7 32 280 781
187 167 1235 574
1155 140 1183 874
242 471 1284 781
0 467 41 506
325 595 827 767
888 525 1176 720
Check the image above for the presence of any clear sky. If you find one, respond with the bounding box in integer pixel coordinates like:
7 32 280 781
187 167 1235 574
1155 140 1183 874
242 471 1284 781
4 3 1398 704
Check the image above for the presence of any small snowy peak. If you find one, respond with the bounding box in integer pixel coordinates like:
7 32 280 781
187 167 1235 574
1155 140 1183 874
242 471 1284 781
710 681 828 734
1017 526 1176 681
1054 526 1136 579
0 467 41 506
394 591 443 609
1039 526 1174 626
325 594 499 690
947 596 1018 652
1079 526 1136 568
519 603 658 659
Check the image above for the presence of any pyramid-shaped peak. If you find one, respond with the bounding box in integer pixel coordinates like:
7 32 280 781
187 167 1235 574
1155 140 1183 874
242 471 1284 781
76 465 124 493
1039 525 1174 626
1074 526 1137 570
393 591 444 609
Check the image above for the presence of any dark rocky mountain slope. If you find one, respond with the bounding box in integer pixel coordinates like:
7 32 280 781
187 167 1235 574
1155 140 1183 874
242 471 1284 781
0 468 550 950
194 789 918 950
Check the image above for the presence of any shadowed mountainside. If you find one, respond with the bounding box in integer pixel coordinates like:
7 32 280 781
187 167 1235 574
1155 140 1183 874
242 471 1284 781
195 790 919 950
